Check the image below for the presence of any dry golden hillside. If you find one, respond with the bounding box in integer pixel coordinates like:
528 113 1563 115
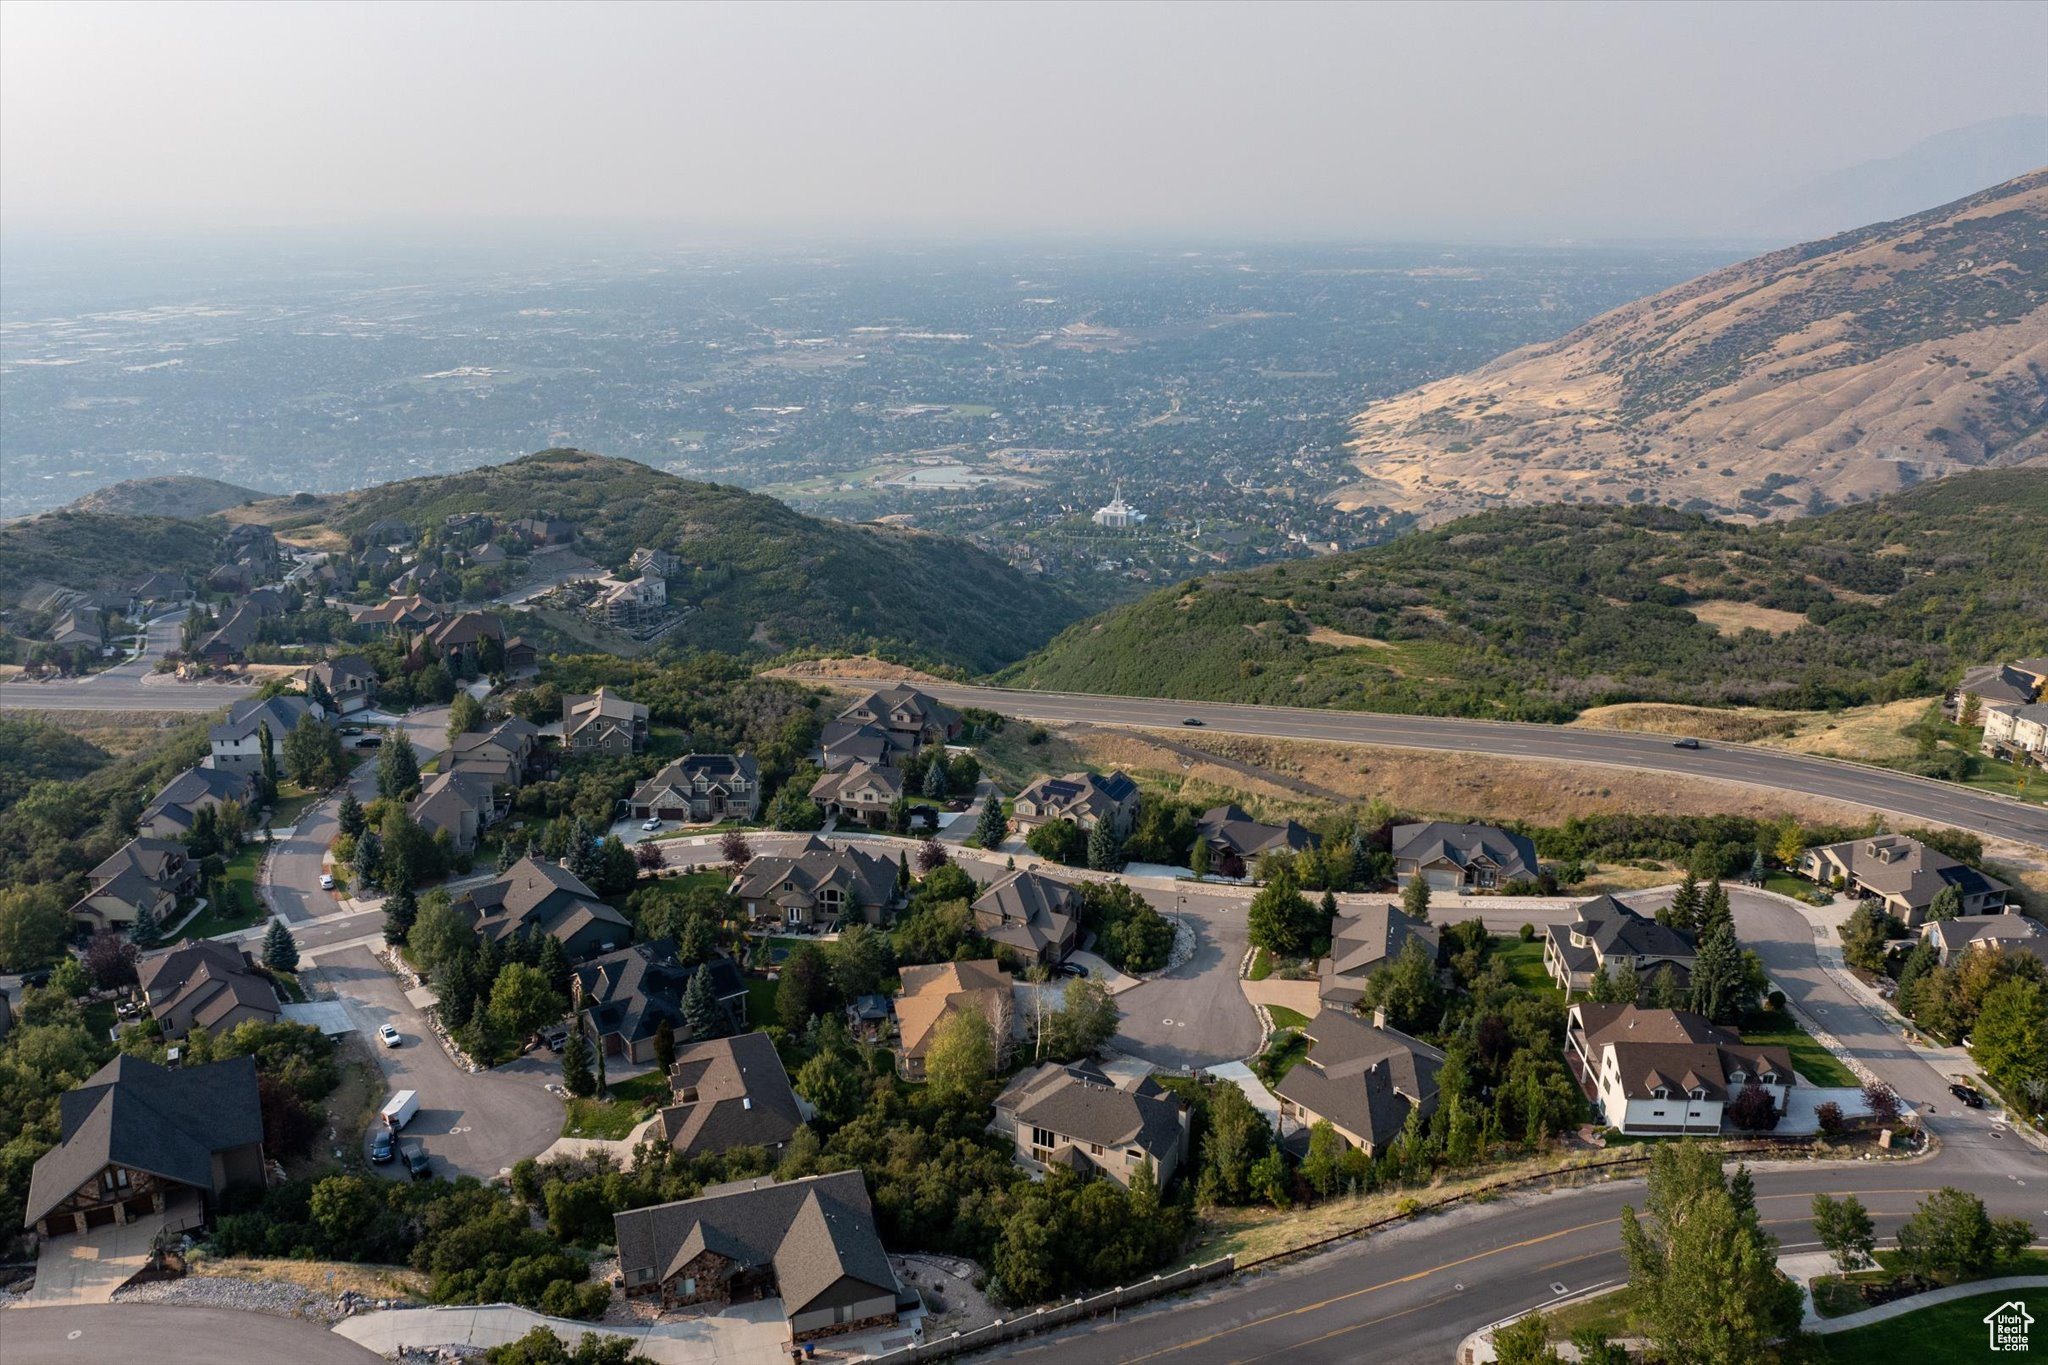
1343 169 2048 523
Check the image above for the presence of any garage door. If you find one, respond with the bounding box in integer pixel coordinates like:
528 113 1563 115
83 1205 117 1231
1424 868 1460 892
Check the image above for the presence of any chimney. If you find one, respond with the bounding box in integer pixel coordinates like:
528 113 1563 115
1372 1007 1387 1031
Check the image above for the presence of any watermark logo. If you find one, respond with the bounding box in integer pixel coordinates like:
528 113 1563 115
1984 1300 2034 1352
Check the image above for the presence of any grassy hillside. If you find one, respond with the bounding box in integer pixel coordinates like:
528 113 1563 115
64 475 270 518
1001 468 2048 721
290 450 1083 672
0 510 224 604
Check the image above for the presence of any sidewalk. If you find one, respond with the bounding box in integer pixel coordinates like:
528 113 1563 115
1806 1274 2048 1334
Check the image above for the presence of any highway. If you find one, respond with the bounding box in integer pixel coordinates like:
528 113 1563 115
817 679 2048 849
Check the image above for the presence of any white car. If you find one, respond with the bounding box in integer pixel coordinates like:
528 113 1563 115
319 873 336 890
641 817 664 831
379 1024 402 1048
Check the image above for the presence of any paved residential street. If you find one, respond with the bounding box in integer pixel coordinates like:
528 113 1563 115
306 945 563 1181
0 613 259 713
0 1304 384 1363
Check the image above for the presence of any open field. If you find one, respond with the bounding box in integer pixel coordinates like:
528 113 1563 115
1569 697 1936 764
1686 600 1815 636
190 1255 426 1299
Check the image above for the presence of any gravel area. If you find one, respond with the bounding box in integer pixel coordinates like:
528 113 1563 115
896 1253 997 1334
115 1275 408 1324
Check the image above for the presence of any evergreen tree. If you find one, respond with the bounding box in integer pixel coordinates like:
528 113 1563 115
561 1016 596 1097
1086 818 1121 872
1927 884 1965 922
921 759 948 799
351 829 383 891
376 731 420 800
337 788 366 839
258 721 280 807
973 793 1007 849
1189 835 1210 879
383 883 418 946
682 965 724 1039
567 818 601 884
1663 871 1701 935
1346 825 1370 889
1651 965 1685 1010
1689 920 1746 1023
537 933 570 992
261 918 300 972
653 1016 677 1077
307 672 337 713
438 951 477 1029
897 851 911 891
594 1040 608 1099
129 902 161 949
1701 878 1731 935
1401 874 1431 923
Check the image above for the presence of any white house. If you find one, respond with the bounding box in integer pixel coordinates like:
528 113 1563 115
1567 1003 1793 1136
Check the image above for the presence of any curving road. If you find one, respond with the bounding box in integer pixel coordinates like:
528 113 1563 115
809 679 2048 850
0 1303 384 1363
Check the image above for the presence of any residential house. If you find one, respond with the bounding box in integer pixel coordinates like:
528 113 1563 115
1544 895 1697 995
808 761 904 829
819 720 894 772
729 838 903 929
362 516 414 546
1983 703 2048 767
594 573 669 632
1195 804 1319 873
347 595 447 635
570 941 748 1062
408 771 498 855
468 541 510 568
306 655 379 715
970 869 1080 965
655 1031 806 1159
136 940 282 1040
507 515 575 546
1391 821 1540 892
990 1060 1188 1188
443 512 493 541
562 688 649 755
613 1171 904 1340
835 686 961 754
50 608 104 649
456 857 631 961
193 606 260 665
1566 1003 1793 1136
1011 770 1140 839
893 959 1015 1080
209 695 324 773
138 766 255 840
23 1055 264 1241
630 754 761 823
1273 1008 1445 1156
415 611 504 670
128 572 192 608
1922 913 2048 967
445 716 542 789
504 637 539 673
70 838 196 935
1798 834 2012 926
1949 663 2041 722
1317 902 1441 1010
628 547 681 580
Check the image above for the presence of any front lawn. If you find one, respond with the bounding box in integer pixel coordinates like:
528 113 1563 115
1254 1028 1309 1084
177 844 268 941
1493 936 1563 1001
1247 947 1273 981
1810 1247 2048 1318
1266 1004 1310 1030
560 1068 672 1140
1733 1015 1860 1087
1818 1290 2047 1361
268 783 321 830
1762 871 1819 900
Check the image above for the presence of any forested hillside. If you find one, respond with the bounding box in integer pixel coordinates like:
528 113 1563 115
0 510 224 604
1003 468 2048 720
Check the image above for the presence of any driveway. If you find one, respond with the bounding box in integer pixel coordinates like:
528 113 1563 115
306 945 562 1181
22 1207 171 1305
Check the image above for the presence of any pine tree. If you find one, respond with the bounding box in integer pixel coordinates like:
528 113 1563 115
567 818 601 884
897 851 911 891
561 1016 596 1097
1346 825 1370 889
258 721 280 808
307 672 336 714
439 951 477 1029
594 1040 608 1099
537 933 570 991
130 902 161 949
337 789 366 840
1701 878 1731 935
377 731 419 800
256 919 296 972
922 759 948 799
1189 836 1210 879
1401 875 1431 923
682 964 724 1039
973 793 1007 849
653 1017 677 1078
1086 818 1121 872
382 883 418 945
1663 871 1701 935
1689 919 1745 1023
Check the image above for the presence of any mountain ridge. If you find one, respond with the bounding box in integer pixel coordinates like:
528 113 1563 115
1340 169 2048 526
59 475 270 519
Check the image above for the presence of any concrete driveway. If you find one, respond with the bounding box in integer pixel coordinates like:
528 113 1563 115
307 945 562 1181
22 1207 169 1305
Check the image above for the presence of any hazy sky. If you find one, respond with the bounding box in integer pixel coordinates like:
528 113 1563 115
3 0 2043 240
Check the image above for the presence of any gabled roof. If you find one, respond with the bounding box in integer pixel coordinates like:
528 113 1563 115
895 959 1012 1059
819 721 893 769
1390 822 1539 882
994 1061 1182 1164
1569 1004 1793 1101
731 840 902 914
1320 903 1439 1002
209 695 317 745
409 770 496 834
82 838 190 910
308 654 378 688
808 761 904 806
1958 663 2041 706
840 685 958 735
1273 1009 1443 1151
1015 771 1138 824
1197 804 1318 859
1569 894 1696 961
657 1032 805 1158
24 1055 262 1227
632 754 760 807
463 856 629 948
612 1171 893 1316
1923 913 2044 958
971 870 1078 958
1809 834 2011 907
572 940 745 1045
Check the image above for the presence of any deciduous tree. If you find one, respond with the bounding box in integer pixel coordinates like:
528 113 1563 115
1811 1192 1875 1272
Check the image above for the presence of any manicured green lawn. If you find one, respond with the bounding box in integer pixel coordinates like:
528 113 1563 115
1818 1290 2047 1361
1257 1030 1309 1083
268 783 321 830
1267 1004 1310 1030
177 844 268 940
560 1069 672 1139
1762 872 1816 899
1493 937 1563 1001
1812 1248 2048 1318
745 976 779 1026
1247 947 1273 981
82 1000 118 1043
1733 1016 1860 1087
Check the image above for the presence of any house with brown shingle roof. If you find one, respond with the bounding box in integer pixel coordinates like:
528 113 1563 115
808 761 903 829
562 687 649 755
892 959 1015 1079
455 856 630 961
1797 834 2011 926
138 766 255 840
1566 1003 1793 1135
990 1060 1187 1188
136 940 282 1040
656 1032 806 1160
970 869 1080 965
613 1171 904 1341
729 838 904 930
1273 1008 1444 1156
835 685 960 754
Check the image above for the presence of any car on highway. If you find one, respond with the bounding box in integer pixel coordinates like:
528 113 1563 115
320 873 336 890
369 1128 394 1164
641 817 664 831
1950 1082 1986 1108
379 1024 402 1048
1673 737 1702 749
402 1143 432 1181
1182 717 1205 727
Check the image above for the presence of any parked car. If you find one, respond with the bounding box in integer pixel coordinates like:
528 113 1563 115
1057 961 1090 978
641 817 664 831
1950 1082 1986 1108
1673 737 1702 750
379 1024 402 1048
402 1143 432 1181
356 735 383 748
339 725 363 736
320 873 336 890
539 1024 570 1053
369 1128 394 1164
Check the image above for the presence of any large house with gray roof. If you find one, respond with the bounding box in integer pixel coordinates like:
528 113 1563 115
1797 834 2011 926
138 940 282 1040
990 1060 1188 1188
1195 804 1319 875
1392 821 1539 892
570 940 747 1063
1011 770 1140 839
730 838 903 929
1544 894 1696 994
657 1032 806 1160
836 685 960 754
613 1170 905 1340
70 837 196 935
808 761 904 830
209 695 325 772
455 856 630 961
1318 902 1441 1009
970 869 1080 965
305 655 379 714
138 766 256 840
629 754 760 823
24 1055 265 1241
1273 1008 1444 1156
